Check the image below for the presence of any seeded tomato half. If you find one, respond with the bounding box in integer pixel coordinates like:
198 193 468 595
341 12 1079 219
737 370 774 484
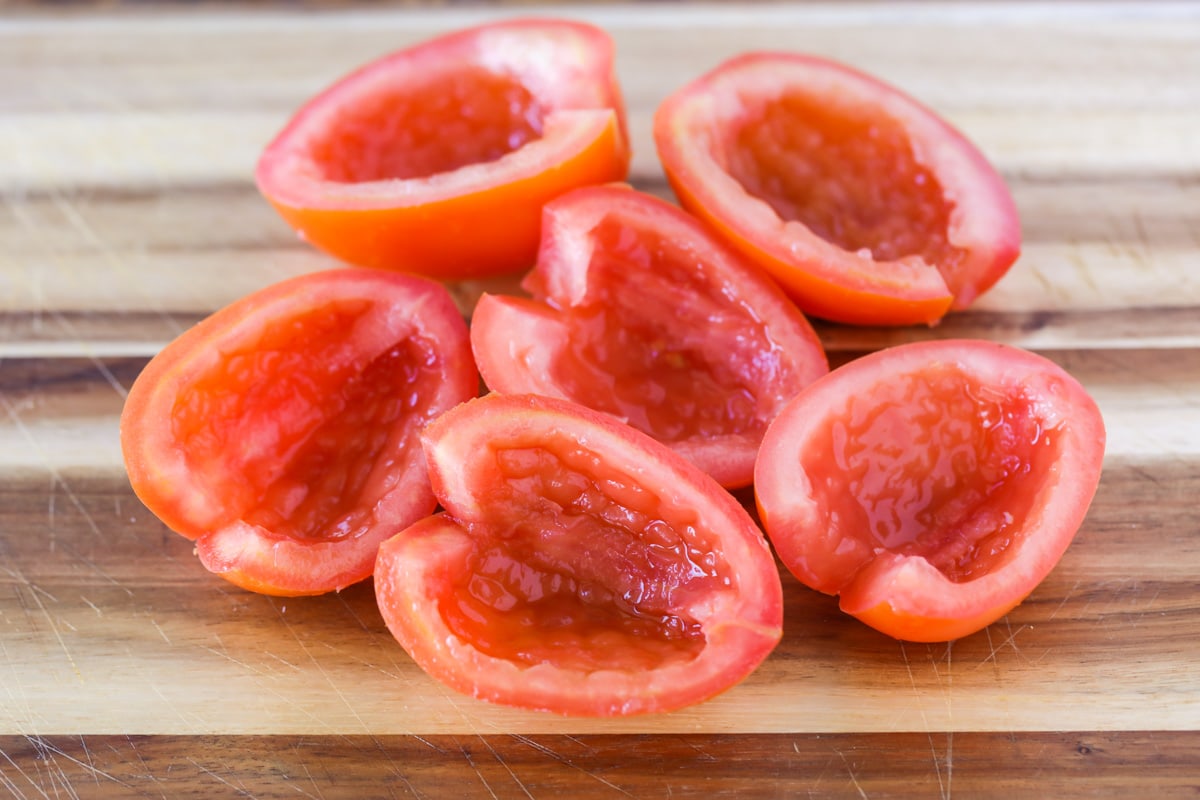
654 53 1021 326
754 339 1105 642
120 269 478 596
256 18 630 280
374 393 784 716
470 185 829 489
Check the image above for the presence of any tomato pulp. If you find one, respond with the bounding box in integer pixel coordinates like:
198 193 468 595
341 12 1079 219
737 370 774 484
754 340 1105 642
256 18 630 280
120 269 478 596
654 53 1021 326
470 185 829 489
374 393 784 716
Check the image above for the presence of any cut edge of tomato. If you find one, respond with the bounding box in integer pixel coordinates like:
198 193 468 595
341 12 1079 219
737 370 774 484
653 52 1021 326
470 293 573 397
196 517 425 597
666 172 955 327
376 512 783 716
120 269 479 595
383 393 784 715
754 339 1106 641
258 108 628 212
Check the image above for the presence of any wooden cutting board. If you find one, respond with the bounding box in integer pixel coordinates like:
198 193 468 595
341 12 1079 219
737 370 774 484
2 2 1198 795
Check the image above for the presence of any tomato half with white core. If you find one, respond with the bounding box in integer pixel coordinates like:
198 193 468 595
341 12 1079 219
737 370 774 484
469 185 829 489
754 339 1105 642
120 269 478 596
256 18 630 280
374 393 784 716
654 52 1021 326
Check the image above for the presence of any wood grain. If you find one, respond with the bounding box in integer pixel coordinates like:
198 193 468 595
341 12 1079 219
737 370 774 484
1 732 1198 799
2 1 1199 795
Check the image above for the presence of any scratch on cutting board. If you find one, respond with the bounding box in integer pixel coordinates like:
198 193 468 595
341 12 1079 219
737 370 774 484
187 757 260 799
981 619 1032 667
119 734 167 796
475 735 535 800
146 682 196 734
357 736 420 799
47 187 186 349
292 762 329 800
0 744 42 800
1 190 137 398
14 738 82 800
456 741 500 800
201 635 277 681
272 602 373 734
26 737 129 795
511 735 636 798
149 618 171 644
835 748 869 800
3 565 81 682
1047 580 1083 621
899 643 952 800
0 392 133 597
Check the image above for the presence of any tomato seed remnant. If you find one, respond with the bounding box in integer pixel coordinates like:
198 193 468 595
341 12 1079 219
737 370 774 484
727 89 965 278
176 306 440 542
546 216 790 443
439 442 728 671
817 364 1060 583
311 68 544 183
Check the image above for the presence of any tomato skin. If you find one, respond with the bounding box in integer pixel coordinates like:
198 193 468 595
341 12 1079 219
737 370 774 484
653 52 1021 326
256 19 630 280
469 184 829 489
374 393 783 716
120 269 478 596
754 340 1105 642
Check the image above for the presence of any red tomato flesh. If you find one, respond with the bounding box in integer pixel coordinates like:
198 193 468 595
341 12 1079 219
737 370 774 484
120 270 478 596
754 340 1105 642
654 53 1021 326
309 68 543 184
471 185 828 489
375 393 783 716
256 19 630 280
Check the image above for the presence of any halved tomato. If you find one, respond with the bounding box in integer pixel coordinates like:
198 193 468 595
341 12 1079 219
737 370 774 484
256 18 630 280
754 339 1105 642
374 393 783 716
469 185 829 489
654 52 1021 326
120 269 478 596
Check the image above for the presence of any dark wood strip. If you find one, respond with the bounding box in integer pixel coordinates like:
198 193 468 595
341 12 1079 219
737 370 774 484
0 732 1196 798
4 304 1200 357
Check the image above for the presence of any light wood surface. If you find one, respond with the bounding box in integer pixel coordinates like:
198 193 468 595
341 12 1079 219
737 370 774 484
2 2 1198 795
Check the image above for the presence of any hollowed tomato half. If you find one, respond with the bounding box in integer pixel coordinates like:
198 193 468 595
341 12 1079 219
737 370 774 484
654 53 1021 326
256 18 630 280
470 185 829 489
120 269 478 596
374 393 783 716
754 340 1105 642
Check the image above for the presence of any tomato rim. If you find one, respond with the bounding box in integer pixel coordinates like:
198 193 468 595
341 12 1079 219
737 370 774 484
753 339 1105 642
255 18 631 279
375 393 784 716
653 52 1021 326
120 269 478 596
469 184 829 489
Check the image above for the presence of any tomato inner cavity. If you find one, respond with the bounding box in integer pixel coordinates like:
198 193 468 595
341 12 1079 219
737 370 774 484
725 90 964 273
541 216 789 444
174 302 438 541
440 442 729 671
310 67 544 183
812 364 1060 583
